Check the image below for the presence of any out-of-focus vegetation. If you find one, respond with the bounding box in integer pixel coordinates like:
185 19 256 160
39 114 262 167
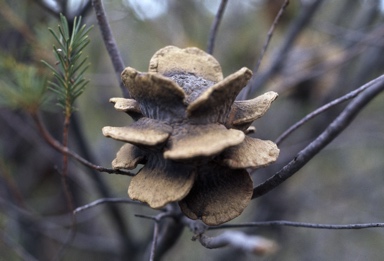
1 0 384 260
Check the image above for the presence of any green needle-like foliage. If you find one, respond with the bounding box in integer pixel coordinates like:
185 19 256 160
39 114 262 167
42 14 93 117
0 55 49 113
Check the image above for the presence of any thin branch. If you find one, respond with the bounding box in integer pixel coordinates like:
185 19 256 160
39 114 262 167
275 74 384 145
246 0 325 97
31 113 134 176
209 220 384 230
74 198 144 215
91 0 129 98
254 0 289 74
69 112 137 256
143 204 185 261
198 231 277 255
252 74 384 198
0 0 53 62
240 0 289 99
135 212 174 261
0 228 39 261
207 0 228 55
271 23 384 97
316 21 384 48
149 221 160 261
0 198 119 253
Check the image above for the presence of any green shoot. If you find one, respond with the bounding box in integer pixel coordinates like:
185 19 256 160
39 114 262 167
42 13 93 118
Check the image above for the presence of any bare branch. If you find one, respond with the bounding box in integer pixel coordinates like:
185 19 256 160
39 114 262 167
253 0 289 74
91 0 129 98
275 74 384 145
239 0 289 99
198 231 277 255
0 197 119 253
207 0 228 55
209 220 384 230
31 113 134 176
74 198 144 215
149 221 160 261
135 212 174 261
246 0 325 97
253 74 384 198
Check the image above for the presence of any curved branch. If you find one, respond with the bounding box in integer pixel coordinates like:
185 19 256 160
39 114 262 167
198 231 277 255
92 0 129 98
135 210 182 261
0 227 39 261
31 113 134 176
239 0 289 99
74 198 144 215
275 74 384 145
253 74 384 198
207 0 228 55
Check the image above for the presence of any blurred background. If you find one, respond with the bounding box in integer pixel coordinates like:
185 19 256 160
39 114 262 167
1 0 384 260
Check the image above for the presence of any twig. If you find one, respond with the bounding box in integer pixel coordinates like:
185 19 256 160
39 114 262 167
31 113 135 176
32 111 135 257
74 198 144 215
207 0 228 55
252 73 384 198
240 0 289 99
246 0 325 97
181 216 208 236
91 0 129 98
0 198 119 253
209 220 384 230
275 74 384 145
57 106 76 261
135 212 174 261
150 221 160 261
271 23 384 97
69 113 137 258
198 231 277 255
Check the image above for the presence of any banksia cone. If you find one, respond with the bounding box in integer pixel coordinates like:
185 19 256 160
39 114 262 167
103 46 279 225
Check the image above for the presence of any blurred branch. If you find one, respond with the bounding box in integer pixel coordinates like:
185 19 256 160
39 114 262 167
210 220 384 230
253 73 384 198
247 0 325 96
31 113 134 176
0 198 119 253
0 228 39 261
207 0 228 55
68 113 138 260
239 0 289 99
91 0 129 98
316 22 384 48
197 231 277 256
0 0 52 62
272 24 384 97
275 74 384 145
182 217 277 255
0 148 26 208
